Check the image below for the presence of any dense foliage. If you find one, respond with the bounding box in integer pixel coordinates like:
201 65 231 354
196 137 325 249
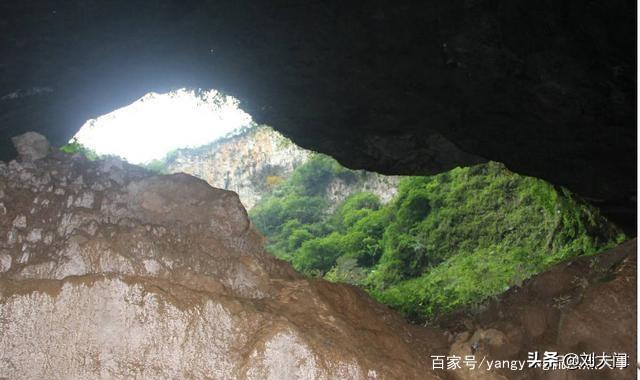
250 155 625 322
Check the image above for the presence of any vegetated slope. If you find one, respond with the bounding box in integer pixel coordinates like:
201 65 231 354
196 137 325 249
250 156 626 322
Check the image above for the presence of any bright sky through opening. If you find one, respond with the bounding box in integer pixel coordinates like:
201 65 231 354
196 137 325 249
73 89 252 164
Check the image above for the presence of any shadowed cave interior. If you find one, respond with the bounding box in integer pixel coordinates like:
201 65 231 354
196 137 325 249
0 0 636 232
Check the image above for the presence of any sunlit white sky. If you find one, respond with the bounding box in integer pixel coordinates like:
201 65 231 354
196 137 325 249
73 89 252 164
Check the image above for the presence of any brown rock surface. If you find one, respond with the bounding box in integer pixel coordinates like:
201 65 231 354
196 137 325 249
0 136 635 379
0 147 448 379
439 239 636 379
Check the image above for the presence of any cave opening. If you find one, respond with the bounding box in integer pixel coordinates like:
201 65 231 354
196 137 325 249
56 88 628 327
70 88 252 165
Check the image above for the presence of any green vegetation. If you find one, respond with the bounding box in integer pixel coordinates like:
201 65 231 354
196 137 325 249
145 149 180 173
59 139 127 162
60 138 101 161
250 156 625 322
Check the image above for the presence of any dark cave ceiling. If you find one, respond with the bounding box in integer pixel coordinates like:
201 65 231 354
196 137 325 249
0 0 636 231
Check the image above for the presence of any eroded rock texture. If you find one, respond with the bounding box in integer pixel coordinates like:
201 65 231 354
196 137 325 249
0 145 449 379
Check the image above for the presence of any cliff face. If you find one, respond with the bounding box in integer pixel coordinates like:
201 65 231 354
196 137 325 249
162 126 310 210
161 126 401 211
324 173 401 212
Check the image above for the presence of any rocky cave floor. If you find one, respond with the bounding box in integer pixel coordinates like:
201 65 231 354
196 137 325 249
0 134 635 379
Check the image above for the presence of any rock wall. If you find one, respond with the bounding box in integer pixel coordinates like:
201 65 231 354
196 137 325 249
162 126 310 210
324 173 401 212
0 135 448 379
162 125 401 211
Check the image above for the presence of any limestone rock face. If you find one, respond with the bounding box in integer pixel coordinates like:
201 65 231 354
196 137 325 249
0 147 448 379
162 126 311 210
324 173 401 212
162 125 402 211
